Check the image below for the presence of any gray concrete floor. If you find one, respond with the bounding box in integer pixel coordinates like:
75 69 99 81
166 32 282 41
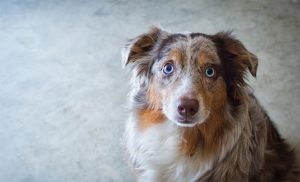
0 0 299 181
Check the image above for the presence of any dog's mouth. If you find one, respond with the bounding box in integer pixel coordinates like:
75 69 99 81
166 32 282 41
175 116 198 127
173 111 210 127
176 116 196 124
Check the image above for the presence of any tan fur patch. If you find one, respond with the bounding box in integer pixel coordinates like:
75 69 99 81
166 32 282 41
197 52 207 65
208 81 227 112
200 113 230 155
147 82 162 110
138 109 166 132
181 126 203 156
169 49 183 63
197 52 217 65
182 111 230 157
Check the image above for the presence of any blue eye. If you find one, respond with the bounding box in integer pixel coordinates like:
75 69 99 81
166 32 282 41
205 67 215 78
163 63 174 75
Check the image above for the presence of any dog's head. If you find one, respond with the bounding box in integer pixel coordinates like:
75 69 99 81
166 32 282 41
123 27 257 127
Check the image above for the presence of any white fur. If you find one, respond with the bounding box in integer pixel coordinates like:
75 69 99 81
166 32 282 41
124 114 213 182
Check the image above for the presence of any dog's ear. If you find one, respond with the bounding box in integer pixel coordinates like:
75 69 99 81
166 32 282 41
212 32 258 77
122 26 167 86
212 32 258 104
122 26 163 67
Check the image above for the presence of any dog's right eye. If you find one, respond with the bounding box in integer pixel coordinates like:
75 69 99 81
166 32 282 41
163 63 174 75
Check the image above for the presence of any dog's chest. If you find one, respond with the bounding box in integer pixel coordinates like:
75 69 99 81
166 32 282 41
125 117 212 181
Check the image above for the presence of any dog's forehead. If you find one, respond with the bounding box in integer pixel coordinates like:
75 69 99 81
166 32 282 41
159 33 220 64
189 35 217 54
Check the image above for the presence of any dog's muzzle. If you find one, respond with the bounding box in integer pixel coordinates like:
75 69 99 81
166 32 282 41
176 98 199 124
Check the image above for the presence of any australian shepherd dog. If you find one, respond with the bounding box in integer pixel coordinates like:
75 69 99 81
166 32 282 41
122 27 299 181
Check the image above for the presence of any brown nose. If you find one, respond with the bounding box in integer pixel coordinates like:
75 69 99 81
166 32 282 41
177 98 199 117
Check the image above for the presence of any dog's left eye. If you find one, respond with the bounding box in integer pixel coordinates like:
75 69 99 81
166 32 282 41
205 67 215 78
163 63 174 75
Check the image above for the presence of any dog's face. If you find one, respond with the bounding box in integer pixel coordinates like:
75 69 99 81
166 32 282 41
148 35 226 127
123 27 257 127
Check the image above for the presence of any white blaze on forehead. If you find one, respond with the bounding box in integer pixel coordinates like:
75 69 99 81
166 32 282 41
176 75 194 97
186 35 193 72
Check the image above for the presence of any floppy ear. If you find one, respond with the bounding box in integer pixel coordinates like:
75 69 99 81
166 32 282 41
122 26 163 66
212 32 258 104
122 26 167 86
213 32 258 77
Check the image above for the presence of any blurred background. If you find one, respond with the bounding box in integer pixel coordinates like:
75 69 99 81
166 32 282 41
0 0 299 181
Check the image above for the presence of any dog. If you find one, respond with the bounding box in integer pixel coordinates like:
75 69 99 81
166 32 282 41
122 27 299 181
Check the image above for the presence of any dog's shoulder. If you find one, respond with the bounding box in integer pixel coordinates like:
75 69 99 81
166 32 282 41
246 94 299 181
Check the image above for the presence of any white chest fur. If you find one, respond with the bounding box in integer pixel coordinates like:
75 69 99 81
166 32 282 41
124 116 213 182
